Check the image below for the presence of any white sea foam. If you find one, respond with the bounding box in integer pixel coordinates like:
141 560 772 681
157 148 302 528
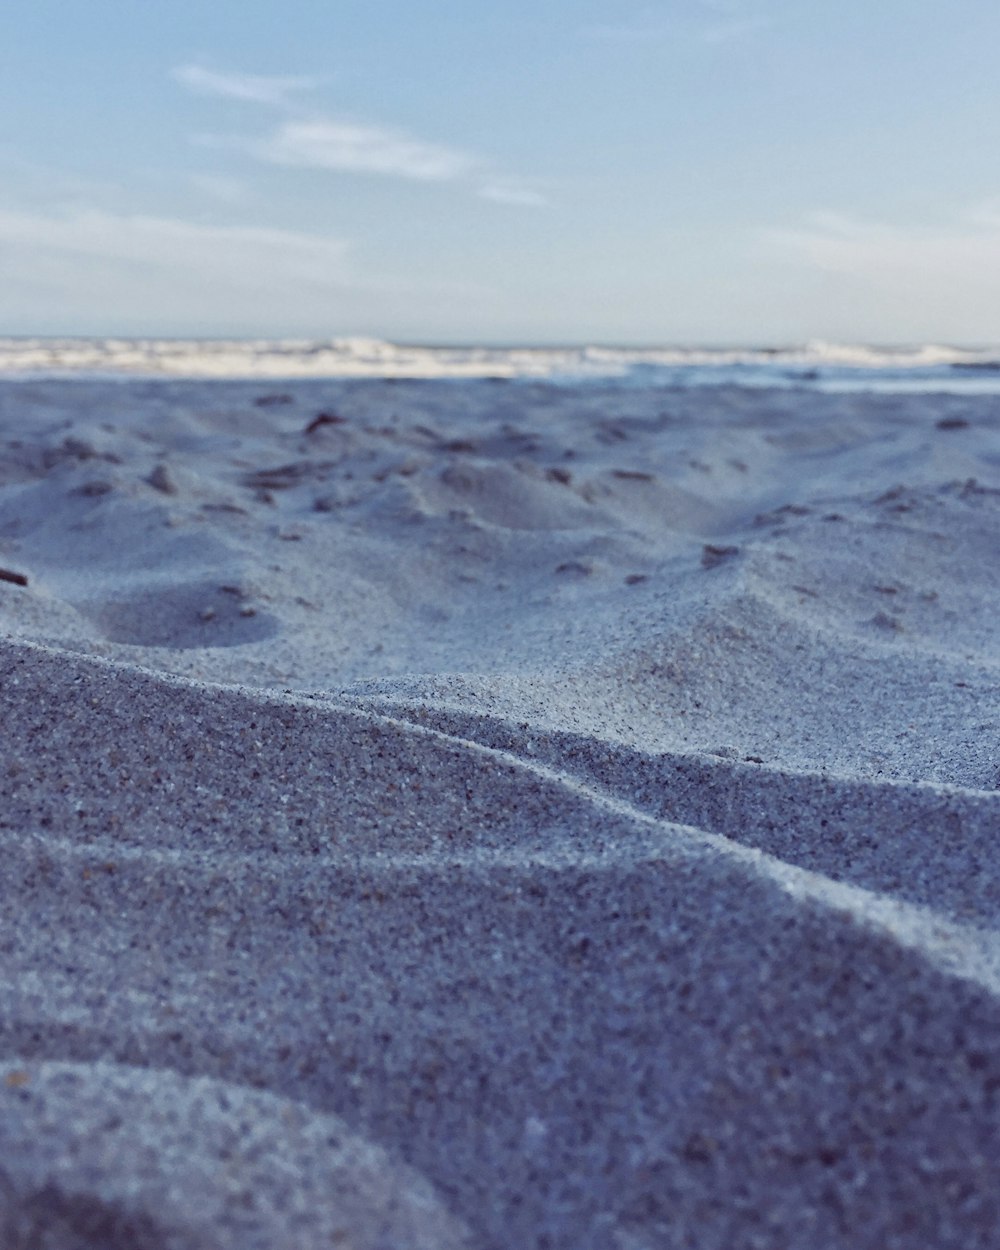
2 336 1000 390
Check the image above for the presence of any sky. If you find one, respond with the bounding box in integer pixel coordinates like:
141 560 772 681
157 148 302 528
3 0 1000 344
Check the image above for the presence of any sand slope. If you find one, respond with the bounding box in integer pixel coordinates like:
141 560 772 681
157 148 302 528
0 378 998 1248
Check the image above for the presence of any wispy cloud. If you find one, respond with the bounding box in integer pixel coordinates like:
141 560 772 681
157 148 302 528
0 206 349 285
173 63 318 109
0 203 493 334
0 204 363 332
251 119 476 182
766 209 1000 276
478 182 548 208
762 209 1000 337
175 62 546 206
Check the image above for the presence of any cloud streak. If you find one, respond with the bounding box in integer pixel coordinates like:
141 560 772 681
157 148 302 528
252 119 476 182
173 64 318 109
176 62 546 205
763 209 1000 338
767 210 1000 279
0 206 348 277
0 203 493 336
478 182 548 208
0 204 381 333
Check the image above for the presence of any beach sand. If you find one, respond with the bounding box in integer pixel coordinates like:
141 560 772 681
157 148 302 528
0 375 998 1248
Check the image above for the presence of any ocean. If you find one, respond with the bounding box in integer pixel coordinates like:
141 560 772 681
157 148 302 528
3 336 1000 392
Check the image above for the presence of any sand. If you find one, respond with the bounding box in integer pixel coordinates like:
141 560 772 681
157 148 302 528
0 375 998 1248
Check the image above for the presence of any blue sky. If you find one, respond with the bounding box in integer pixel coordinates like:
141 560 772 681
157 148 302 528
4 1 1000 343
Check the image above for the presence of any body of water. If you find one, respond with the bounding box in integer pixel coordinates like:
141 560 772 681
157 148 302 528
3 336 1000 392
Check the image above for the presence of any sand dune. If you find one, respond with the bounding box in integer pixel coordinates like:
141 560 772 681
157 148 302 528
1 377 998 1247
